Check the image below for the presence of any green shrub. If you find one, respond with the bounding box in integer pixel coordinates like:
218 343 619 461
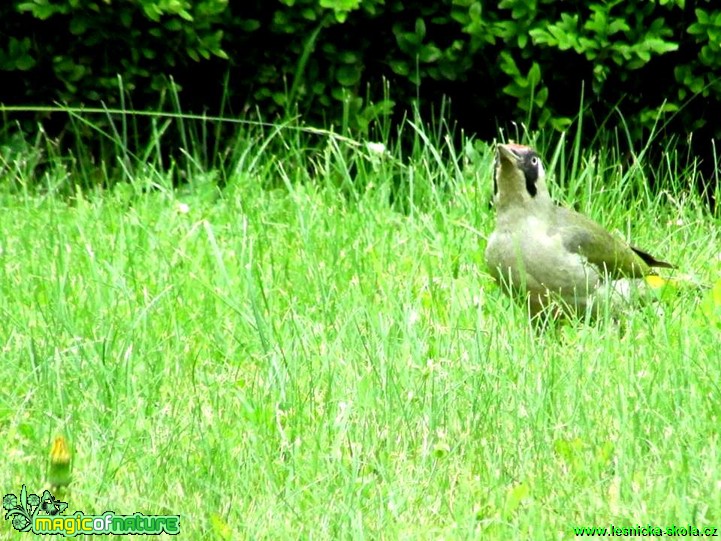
1 0 720 165
4 0 228 103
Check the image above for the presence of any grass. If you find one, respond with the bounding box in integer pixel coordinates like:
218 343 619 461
1 109 720 539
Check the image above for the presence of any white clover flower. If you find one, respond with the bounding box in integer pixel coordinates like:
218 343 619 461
365 142 387 155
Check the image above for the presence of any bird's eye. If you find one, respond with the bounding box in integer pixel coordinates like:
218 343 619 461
530 157 539 167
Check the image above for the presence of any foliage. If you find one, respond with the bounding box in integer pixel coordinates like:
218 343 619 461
1 0 721 152
4 0 228 104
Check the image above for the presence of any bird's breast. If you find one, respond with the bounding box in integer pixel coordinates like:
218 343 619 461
486 214 602 298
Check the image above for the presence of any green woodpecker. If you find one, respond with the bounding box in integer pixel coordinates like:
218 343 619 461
485 143 673 317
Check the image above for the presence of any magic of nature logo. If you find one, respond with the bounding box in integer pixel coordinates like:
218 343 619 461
3 485 180 537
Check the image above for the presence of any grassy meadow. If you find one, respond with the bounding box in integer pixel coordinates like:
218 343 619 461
1 111 720 539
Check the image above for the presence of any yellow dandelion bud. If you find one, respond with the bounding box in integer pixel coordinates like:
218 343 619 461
47 436 72 489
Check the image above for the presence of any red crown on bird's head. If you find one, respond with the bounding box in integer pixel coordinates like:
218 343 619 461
500 142 531 152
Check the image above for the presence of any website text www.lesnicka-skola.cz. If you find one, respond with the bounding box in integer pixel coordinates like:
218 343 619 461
573 525 719 537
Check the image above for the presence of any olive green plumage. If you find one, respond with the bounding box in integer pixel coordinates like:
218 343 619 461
485 143 672 316
551 205 672 278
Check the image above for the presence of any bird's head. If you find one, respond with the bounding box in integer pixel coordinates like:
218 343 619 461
493 143 551 210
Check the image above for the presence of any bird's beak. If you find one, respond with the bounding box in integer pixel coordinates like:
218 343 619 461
497 144 521 165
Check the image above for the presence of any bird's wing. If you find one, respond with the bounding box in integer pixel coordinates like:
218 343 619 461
551 206 660 279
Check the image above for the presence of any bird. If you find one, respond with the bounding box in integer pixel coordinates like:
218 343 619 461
485 142 673 318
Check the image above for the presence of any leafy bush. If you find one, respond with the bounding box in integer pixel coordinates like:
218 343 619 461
1 0 720 171
3 0 228 103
